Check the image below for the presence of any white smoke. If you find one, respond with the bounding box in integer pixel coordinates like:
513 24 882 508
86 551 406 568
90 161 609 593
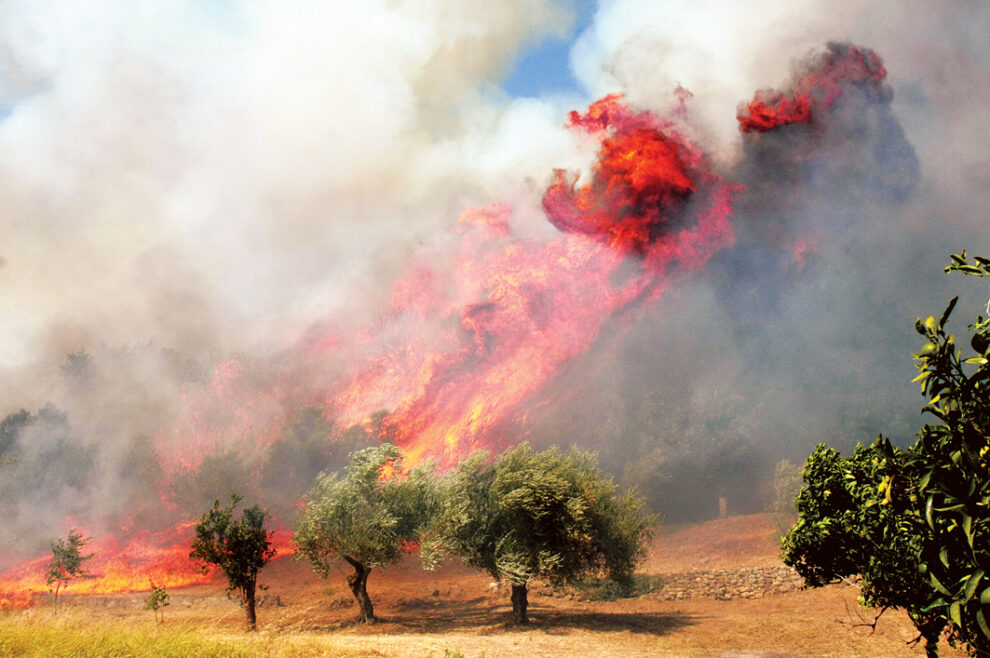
0 0 586 397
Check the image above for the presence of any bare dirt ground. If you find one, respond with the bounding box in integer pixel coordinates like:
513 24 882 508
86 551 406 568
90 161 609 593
53 514 966 657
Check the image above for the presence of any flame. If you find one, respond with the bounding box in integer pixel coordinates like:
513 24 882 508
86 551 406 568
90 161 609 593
738 43 887 133
318 94 737 466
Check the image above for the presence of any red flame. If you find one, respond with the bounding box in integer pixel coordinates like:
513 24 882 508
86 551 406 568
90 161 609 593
738 43 887 132
544 94 700 258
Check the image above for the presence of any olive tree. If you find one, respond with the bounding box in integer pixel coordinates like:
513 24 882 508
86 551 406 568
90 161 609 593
293 443 437 624
424 443 655 624
189 493 275 631
46 528 93 613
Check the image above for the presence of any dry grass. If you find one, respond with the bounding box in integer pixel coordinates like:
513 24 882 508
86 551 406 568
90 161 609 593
0 515 971 657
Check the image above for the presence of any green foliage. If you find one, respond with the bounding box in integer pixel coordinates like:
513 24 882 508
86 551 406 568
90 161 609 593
189 493 275 630
0 409 30 461
425 443 656 589
46 529 94 612
144 579 170 625
782 440 937 636
294 443 437 575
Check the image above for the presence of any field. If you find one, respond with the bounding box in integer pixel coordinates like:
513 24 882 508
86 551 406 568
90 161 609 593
0 514 966 657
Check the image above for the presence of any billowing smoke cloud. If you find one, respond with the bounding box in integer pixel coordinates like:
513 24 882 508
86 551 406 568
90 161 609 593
0 0 988 569
550 1 989 520
0 0 585 563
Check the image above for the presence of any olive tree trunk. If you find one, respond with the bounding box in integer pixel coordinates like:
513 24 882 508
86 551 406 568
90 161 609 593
344 556 375 623
510 582 529 624
243 581 257 631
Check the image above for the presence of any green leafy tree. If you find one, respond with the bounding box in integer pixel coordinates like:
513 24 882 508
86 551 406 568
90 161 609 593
189 493 275 631
294 444 437 624
144 578 170 626
782 440 943 655
424 443 656 624
46 528 94 613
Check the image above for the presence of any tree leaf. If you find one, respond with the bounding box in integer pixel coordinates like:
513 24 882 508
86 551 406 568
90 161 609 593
964 569 984 603
978 609 990 639
940 296 959 329
931 571 951 596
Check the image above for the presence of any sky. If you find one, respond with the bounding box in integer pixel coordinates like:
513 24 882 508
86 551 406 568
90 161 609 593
502 0 594 97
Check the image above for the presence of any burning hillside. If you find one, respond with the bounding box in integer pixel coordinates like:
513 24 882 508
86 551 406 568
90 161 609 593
0 26 974 606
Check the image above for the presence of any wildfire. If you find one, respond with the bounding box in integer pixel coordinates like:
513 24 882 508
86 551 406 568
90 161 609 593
0 525 294 609
0 38 903 608
0 94 740 607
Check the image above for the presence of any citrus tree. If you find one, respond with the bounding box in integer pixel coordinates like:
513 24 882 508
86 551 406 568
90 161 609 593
424 443 655 624
782 440 943 654
293 444 437 624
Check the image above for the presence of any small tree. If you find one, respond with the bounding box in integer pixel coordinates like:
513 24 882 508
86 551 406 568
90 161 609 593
46 528 94 613
294 444 436 624
189 492 275 631
144 578 169 626
782 440 943 655
424 443 655 624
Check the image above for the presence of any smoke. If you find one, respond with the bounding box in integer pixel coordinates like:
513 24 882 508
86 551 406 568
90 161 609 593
0 0 988 561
